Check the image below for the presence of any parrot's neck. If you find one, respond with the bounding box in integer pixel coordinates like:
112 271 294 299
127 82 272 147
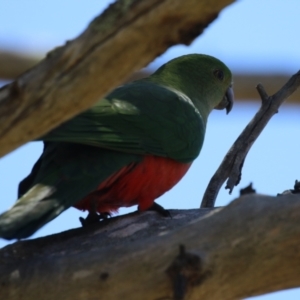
148 73 216 124
191 99 211 124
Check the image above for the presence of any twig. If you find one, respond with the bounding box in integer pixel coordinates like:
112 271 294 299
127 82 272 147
201 70 300 208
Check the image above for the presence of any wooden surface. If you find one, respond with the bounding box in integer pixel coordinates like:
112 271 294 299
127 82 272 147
1 193 300 299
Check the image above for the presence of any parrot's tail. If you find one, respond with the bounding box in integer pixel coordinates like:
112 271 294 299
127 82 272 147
0 184 63 240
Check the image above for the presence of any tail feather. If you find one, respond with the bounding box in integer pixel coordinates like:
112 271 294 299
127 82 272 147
0 184 63 240
18 143 46 198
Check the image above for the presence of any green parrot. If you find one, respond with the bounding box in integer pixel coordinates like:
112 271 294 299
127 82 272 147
0 54 233 240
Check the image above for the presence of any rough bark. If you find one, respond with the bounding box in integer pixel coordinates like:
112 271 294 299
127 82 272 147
0 0 234 158
1 193 300 300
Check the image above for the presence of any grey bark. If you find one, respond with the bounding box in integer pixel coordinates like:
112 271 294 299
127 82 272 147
1 194 300 299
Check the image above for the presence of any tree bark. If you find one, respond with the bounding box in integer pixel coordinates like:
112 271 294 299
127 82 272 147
1 193 300 300
0 0 234 158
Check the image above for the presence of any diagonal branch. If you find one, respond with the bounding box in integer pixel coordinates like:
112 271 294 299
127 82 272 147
0 0 234 158
201 70 300 208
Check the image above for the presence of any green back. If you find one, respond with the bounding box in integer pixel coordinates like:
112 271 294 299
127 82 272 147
42 81 205 163
41 54 232 163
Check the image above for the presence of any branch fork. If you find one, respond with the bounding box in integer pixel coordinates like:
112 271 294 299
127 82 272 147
201 71 300 208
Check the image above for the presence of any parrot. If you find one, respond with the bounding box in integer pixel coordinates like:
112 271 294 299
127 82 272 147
0 54 233 240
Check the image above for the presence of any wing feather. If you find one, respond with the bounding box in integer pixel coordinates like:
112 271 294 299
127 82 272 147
41 81 205 163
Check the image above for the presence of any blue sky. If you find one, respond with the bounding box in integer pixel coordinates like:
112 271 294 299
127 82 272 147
1 1 300 299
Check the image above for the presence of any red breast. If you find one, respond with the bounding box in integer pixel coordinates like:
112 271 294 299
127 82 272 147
74 155 192 213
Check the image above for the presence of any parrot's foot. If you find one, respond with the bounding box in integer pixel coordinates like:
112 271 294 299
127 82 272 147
79 211 111 227
144 202 172 218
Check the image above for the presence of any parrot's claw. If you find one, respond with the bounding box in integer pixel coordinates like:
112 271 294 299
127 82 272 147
79 212 111 227
145 202 172 218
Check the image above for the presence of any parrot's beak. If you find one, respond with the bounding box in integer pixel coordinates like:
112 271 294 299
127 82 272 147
214 85 234 114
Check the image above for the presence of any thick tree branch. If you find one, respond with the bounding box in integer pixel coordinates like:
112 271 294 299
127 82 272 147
0 0 234 158
1 193 300 299
201 70 300 208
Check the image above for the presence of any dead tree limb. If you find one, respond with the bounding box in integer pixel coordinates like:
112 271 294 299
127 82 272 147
1 193 300 299
201 70 300 208
0 0 234 158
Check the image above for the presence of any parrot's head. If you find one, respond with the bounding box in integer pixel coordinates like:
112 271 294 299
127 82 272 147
150 54 234 122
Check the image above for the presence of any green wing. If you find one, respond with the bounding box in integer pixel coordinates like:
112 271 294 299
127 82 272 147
41 80 205 163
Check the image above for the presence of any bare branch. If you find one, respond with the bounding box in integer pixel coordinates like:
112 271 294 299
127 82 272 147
1 194 300 299
0 0 234 158
201 70 300 208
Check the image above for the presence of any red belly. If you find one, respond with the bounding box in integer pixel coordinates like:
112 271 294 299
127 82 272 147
74 155 191 213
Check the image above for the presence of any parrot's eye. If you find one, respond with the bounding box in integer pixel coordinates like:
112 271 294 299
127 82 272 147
213 69 224 81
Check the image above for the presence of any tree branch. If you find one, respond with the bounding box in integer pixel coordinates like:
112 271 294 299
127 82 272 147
0 0 234 158
201 70 300 208
1 193 300 299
